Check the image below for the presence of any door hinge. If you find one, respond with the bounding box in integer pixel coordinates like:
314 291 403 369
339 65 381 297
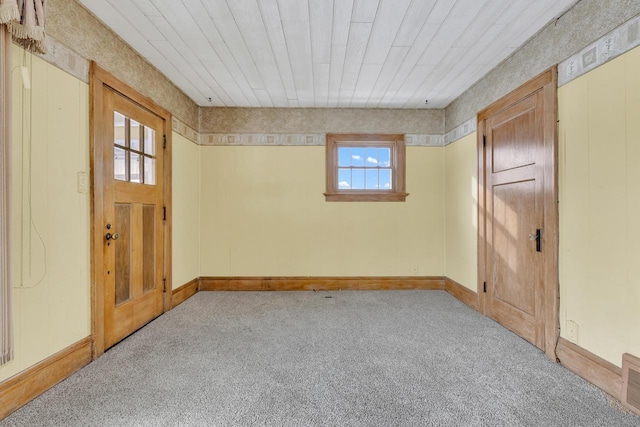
483 281 487 293
483 134 486 147
163 134 167 149
163 206 166 221
163 277 167 292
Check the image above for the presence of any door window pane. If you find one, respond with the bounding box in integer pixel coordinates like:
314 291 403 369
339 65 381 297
142 205 155 293
113 111 157 185
130 153 141 183
144 127 155 155
144 156 156 185
114 147 127 181
130 119 140 151
115 204 132 306
114 112 126 147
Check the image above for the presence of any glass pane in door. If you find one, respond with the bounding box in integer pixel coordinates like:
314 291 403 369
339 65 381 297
130 119 141 151
142 205 156 293
115 204 132 305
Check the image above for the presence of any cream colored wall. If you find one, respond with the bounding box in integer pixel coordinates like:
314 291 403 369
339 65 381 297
199 146 444 277
171 132 200 288
558 46 640 367
0 47 90 382
444 133 478 291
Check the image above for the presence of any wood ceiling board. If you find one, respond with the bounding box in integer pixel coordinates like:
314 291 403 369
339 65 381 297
313 63 331 107
111 0 165 41
417 0 488 66
352 0 380 23
452 1 516 48
79 0 578 108
227 0 276 65
200 60 250 106
352 63 384 107
391 65 436 107
257 0 298 100
328 45 348 107
211 17 265 90
331 0 355 45
277 0 310 22
253 90 274 107
362 0 412 65
309 0 333 64
386 23 440 92
365 46 410 108
378 90 398 108
132 0 161 17
282 20 314 91
340 22 374 92
392 0 437 47
200 0 234 21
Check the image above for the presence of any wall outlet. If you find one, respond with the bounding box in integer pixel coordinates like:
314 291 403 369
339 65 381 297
566 320 579 344
77 171 89 193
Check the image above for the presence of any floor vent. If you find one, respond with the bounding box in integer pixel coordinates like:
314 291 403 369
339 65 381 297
622 353 640 416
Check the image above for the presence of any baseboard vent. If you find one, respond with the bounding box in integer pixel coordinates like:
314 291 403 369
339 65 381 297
622 353 640 416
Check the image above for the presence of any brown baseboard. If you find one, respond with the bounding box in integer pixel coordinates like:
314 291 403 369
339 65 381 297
171 278 199 308
0 336 92 421
444 277 478 311
199 276 445 292
556 337 622 399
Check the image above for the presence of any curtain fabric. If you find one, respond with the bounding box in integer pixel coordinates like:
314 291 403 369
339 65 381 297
0 0 46 54
0 25 12 367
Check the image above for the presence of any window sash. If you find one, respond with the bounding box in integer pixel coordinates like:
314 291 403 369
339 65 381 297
325 134 407 202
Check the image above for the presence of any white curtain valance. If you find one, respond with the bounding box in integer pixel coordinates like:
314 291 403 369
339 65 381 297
0 0 46 54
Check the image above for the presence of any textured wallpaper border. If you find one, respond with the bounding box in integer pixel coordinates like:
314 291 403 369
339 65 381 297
35 35 89 84
26 34 199 145
448 13 640 146
199 133 445 147
444 118 477 146
172 117 199 144
558 13 640 86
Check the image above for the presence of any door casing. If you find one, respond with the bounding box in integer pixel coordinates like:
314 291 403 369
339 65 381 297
477 66 559 360
90 62 172 359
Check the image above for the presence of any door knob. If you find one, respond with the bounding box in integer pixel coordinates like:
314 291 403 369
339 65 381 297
105 232 119 241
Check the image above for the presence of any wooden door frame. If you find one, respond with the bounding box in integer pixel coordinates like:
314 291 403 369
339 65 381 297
477 66 559 360
89 62 172 359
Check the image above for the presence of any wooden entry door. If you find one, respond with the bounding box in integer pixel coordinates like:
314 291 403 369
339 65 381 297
103 89 164 349
478 67 558 359
91 63 171 356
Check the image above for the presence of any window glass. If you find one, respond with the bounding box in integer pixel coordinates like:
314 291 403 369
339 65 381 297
113 110 157 185
325 134 406 202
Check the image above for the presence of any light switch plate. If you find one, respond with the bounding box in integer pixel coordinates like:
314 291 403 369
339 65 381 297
77 171 89 193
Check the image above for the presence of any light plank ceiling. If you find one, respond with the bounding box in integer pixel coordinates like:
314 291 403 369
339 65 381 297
79 0 577 108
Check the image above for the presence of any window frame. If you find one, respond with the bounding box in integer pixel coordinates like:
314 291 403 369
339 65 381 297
324 133 408 202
